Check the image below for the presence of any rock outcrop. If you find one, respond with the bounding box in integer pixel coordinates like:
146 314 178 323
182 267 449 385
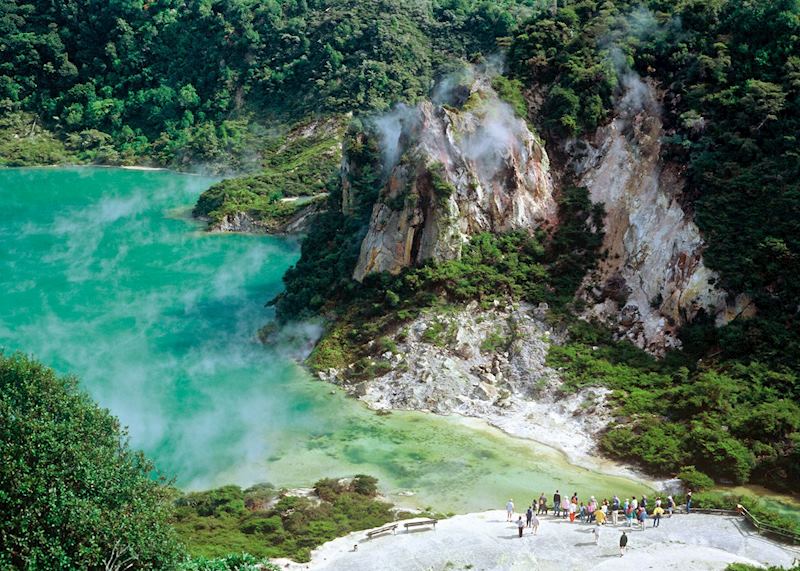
352 80 557 281
570 76 748 353
319 302 619 468
208 197 326 234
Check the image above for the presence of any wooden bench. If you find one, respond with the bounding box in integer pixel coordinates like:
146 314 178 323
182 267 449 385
403 519 438 532
366 523 398 539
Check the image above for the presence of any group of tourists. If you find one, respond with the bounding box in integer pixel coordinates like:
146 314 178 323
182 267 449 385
506 488 690 556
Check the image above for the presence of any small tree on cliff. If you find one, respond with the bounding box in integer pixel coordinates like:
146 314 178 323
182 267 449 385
0 353 182 570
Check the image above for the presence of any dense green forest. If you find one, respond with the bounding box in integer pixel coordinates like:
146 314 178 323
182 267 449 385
0 0 538 167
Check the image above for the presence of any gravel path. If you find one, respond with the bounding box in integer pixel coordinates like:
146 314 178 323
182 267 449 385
278 511 799 571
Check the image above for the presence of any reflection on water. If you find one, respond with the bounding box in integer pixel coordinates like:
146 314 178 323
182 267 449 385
1 167 651 512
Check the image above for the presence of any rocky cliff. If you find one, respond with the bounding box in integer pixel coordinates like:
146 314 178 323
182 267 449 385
318 301 625 471
568 77 750 353
352 79 557 281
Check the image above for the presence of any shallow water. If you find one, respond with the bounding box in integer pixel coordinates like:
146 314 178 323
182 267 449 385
0 167 651 512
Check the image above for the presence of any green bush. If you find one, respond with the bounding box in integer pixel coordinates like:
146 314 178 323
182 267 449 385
677 466 715 491
551 321 799 489
178 553 279 571
173 477 395 563
0 353 182 569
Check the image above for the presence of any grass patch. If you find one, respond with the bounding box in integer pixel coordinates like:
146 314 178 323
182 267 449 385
480 329 507 353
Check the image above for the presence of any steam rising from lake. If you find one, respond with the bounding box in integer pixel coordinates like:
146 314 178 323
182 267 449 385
2 168 300 488
0 168 649 509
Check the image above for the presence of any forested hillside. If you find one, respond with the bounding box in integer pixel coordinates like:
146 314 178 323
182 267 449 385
0 0 535 167
507 0 800 371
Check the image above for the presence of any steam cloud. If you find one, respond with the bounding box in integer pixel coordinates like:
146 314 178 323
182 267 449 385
0 169 318 489
370 56 529 185
602 7 681 117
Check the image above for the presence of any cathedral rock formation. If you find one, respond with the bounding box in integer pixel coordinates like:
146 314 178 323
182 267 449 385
352 79 557 282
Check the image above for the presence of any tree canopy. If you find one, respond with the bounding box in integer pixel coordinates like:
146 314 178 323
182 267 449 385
0 353 181 570
0 0 540 167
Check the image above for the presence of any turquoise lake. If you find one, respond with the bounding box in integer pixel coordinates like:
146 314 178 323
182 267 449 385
0 167 650 512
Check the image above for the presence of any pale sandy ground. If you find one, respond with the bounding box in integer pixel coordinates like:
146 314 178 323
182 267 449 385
120 165 166 171
276 511 800 571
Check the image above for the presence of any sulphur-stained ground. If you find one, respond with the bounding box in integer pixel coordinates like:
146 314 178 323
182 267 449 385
278 510 799 571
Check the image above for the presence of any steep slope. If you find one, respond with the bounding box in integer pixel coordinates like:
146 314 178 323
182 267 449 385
352 79 556 281
569 78 750 353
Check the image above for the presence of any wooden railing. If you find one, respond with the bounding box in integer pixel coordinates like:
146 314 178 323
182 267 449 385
737 504 800 545
658 505 800 546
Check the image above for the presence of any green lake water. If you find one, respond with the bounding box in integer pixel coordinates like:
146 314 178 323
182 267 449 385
0 167 651 512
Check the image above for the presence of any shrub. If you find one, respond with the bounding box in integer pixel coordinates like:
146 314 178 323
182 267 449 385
350 474 379 497
677 466 715 491
173 477 395 563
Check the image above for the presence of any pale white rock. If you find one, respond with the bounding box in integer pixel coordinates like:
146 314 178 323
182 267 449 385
279 511 798 571
346 303 643 481
571 78 747 354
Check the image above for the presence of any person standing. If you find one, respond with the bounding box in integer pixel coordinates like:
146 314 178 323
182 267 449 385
667 495 675 517
579 502 587 523
569 499 577 522
625 502 634 528
538 493 547 515
631 496 639 511
593 523 602 545
595 507 606 526
641 495 648 511
686 489 693 514
553 490 562 517
611 497 620 526
561 495 570 519
526 505 533 528
619 531 628 556
653 504 664 527
506 499 515 522
637 507 648 530
517 515 525 538
531 514 540 535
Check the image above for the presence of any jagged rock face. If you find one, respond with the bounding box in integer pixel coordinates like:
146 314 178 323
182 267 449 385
571 78 747 353
353 82 556 281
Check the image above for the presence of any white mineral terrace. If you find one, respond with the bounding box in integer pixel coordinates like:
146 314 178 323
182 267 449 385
278 510 800 571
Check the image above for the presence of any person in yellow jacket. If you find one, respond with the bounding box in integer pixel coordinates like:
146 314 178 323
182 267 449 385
595 508 606 525
652 505 665 528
